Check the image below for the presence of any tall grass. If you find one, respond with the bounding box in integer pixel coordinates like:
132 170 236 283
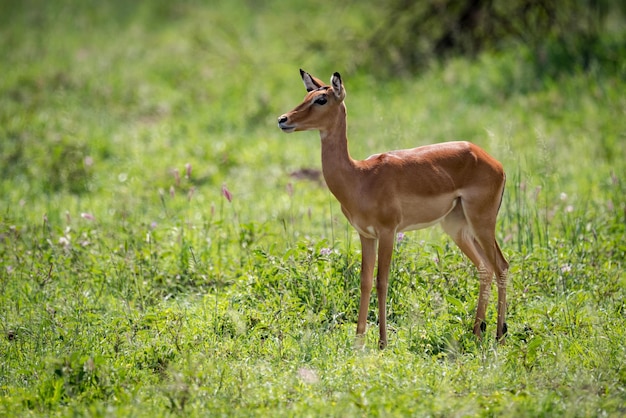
1 0 625 416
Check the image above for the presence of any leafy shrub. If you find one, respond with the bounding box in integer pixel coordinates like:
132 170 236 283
364 0 624 78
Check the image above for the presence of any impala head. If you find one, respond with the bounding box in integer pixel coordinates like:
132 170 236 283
277 69 346 133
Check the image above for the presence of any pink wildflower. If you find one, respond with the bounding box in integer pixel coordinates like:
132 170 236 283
222 184 232 203
319 247 333 256
80 212 95 221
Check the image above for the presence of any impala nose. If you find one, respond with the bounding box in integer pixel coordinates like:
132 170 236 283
277 115 295 132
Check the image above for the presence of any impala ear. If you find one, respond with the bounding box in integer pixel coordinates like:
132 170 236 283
331 72 345 101
300 69 325 92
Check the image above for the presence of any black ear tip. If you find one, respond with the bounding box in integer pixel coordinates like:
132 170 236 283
333 72 341 78
299 68 306 76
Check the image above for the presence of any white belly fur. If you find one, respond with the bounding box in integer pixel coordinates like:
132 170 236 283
399 196 458 232
347 197 458 239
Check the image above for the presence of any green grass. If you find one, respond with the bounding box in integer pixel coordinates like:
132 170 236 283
1 0 625 416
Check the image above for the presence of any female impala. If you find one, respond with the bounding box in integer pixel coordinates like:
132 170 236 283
277 69 509 349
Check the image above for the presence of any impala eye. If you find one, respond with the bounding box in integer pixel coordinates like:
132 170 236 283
314 96 327 105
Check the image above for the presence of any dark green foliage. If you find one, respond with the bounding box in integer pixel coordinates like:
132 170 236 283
365 0 624 78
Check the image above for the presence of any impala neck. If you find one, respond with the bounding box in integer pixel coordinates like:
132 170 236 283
319 104 357 200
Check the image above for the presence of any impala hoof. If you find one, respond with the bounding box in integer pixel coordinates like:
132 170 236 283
497 322 508 344
473 321 487 338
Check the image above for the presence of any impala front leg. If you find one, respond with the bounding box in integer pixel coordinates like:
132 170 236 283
375 231 395 349
356 235 377 349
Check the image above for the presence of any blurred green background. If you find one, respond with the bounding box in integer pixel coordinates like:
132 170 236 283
2 0 624 210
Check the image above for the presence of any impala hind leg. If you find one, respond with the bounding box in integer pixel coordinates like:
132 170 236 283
356 235 377 349
442 201 496 340
469 226 509 342
442 233 492 337
458 198 510 343
493 243 509 343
